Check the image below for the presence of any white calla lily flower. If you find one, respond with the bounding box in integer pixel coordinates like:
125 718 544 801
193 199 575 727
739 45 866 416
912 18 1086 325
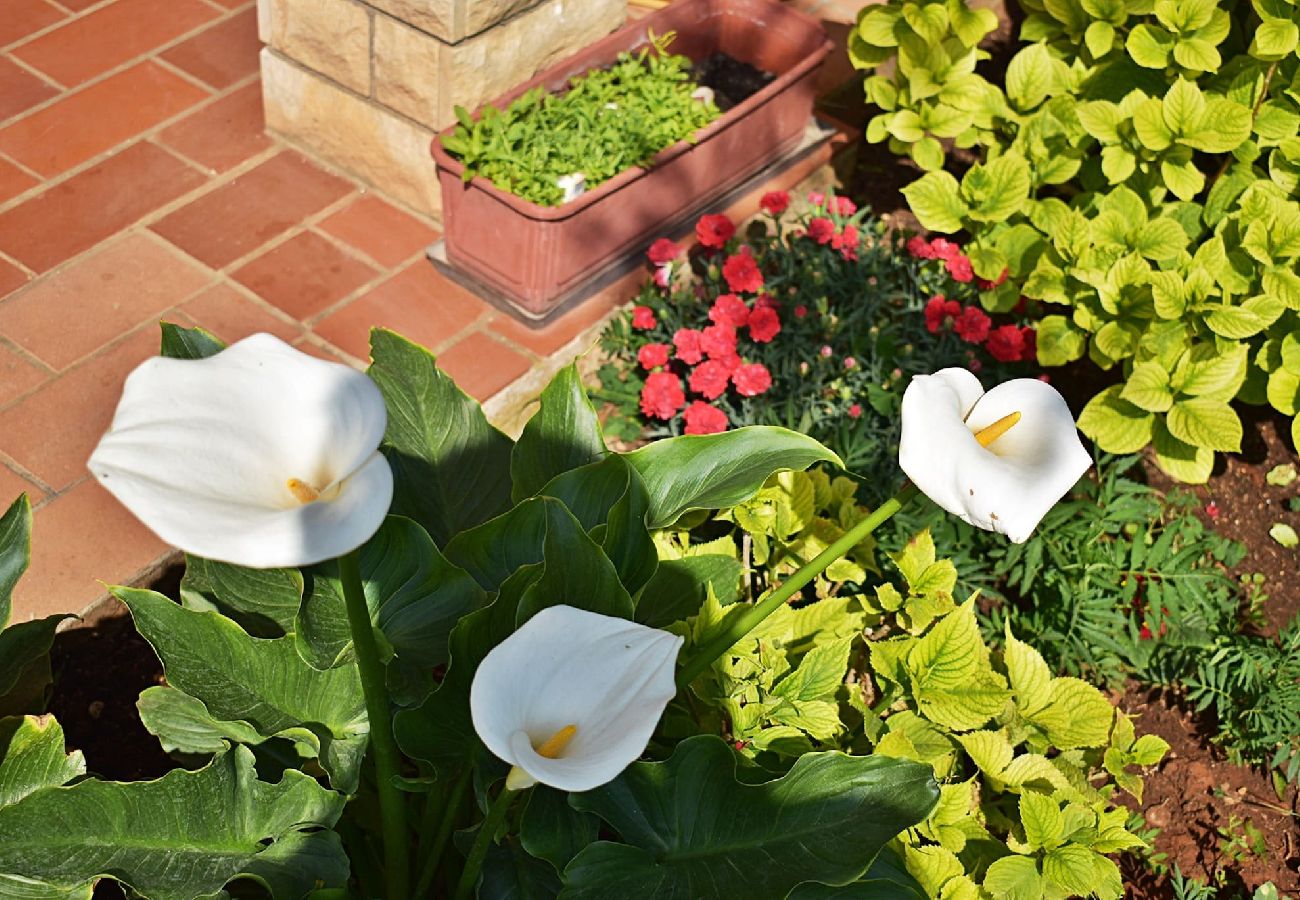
470 605 683 793
88 333 393 568
899 368 1091 544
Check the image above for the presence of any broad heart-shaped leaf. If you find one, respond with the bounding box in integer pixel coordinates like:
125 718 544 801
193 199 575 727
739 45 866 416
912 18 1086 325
137 686 264 755
560 736 939 899
295 516 489 702
367 328 514 546
538 455 658 596
625 427 841 529
180 555 302 638
635 555 743 628
787 847 927 899
520 785 599 874
0 616 68 718
158 321 225 360
116 587 368 794
510 363 606 503
0 494 32 627
394 566 535 776
0 716 84 808
0 746 348 900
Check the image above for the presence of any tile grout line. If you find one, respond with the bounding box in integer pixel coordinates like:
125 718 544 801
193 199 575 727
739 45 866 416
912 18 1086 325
0 148 45 183
2 48 69 92
0 451 58 505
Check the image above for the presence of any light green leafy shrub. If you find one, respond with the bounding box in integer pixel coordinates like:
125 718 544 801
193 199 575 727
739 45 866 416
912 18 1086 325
667 471 1167 896
849 0 1300 481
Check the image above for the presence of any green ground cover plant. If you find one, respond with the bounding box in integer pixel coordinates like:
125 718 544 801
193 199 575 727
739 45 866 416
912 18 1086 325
441 32 719 206
847 0 1300 482
596 193 1036 499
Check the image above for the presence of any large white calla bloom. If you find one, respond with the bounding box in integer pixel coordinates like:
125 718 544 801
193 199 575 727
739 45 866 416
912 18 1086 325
470 605 683 793
88 333 393 568
899 368 1091 544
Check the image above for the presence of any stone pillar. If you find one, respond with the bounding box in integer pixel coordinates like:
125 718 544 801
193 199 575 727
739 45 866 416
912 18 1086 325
258 0 627 218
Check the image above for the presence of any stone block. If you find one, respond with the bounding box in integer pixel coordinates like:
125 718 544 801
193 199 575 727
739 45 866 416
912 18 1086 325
261 48 441 217
262 0 371 95
373 15 441 127
365 0 554 43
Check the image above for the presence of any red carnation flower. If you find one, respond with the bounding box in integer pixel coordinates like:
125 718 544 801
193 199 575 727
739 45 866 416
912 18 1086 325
700 323 738 360
929 238 961 261
832 196 857 217
632 305 656 330
647 238 682 265
673 328 704 365
709 294 751 328
946 253 975 283
722 248 764 293
684 401 728 435
953 306 992 343
807 191 825 207
1020 326 1037 362
832 225 860 260
848 403 863 419
924 295 961 333
696 214 735 249
907 235 936 259
638 342 671 370
748 305 781 342
985 325 1025 363
760 190 790 216
653 264 673 288
794 305 808 318
807 217 835 245
732 362 772 397
754 293 779 310
639 371 685 420
689 358 733 400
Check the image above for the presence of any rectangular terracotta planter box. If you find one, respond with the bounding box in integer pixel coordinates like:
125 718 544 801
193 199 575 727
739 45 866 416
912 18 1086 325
431 0 832 321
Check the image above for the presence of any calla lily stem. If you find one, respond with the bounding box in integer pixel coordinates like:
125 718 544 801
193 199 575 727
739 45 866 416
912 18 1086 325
677 483 919 688
415 767 471 899
454 783 520 900
338 550 410 899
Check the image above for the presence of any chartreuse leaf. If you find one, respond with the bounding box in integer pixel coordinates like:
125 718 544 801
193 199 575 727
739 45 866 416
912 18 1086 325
963 153 1031 223
1153 418 1214 483
561 735 938 899
1003 625 1053 717
179 555 302 637
511 363 606 503
625 427 840 529
1166 398 1242 451
0 746 347 900
0 716 84 808
367 328 514 546
984 854 1042 899
1019 792 1064 850
1027 677 1115 749
1006 44 1054 111
115 587 368 794
902 171 969 232
1078 386 1155 454
906 603 1011 731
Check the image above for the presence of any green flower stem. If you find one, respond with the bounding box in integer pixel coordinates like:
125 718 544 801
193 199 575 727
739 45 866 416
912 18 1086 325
415 767 472 899
454 783 519 900
676 483 919 688
338 549 410 900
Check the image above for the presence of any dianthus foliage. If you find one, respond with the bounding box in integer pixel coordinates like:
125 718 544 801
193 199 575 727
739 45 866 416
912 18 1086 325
849 0 1300 482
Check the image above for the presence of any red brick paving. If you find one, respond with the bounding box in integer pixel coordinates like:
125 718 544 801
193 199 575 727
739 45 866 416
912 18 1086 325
0 0 858 621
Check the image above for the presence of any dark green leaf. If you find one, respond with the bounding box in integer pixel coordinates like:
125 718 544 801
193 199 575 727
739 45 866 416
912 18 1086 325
787 847 927 899
180 555 302 637
0 715 84 808
159 322 226 360
511 364 606 502
636 556 743 628
0 494 32 628
0 616 67 718
520 786 599 873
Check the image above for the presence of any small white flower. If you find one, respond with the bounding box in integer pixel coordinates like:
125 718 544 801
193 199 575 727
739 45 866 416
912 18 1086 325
88 333 393 568
470 605 683 792
899 368 1091 543
691 86 715 105
556 172 586 202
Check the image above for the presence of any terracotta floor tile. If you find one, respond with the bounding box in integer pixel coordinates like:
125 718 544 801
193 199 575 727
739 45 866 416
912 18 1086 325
0 141 207 273
0 156 39 205
0 62 208 178
12 0 219 88
0 259 31 298
0 0 66 49
50 0 104 11
488 279 633 357
0 325 160 492
312 262 490 361
150 151 352 269
0 344 48 407
0 233 213 370
159 7 259 90
0 57 59 124
436 331 534 402
318 195 440 269
232 232 377 321
157 81 270 174
0 463 44 510
181 282 304 344
15 477 170 620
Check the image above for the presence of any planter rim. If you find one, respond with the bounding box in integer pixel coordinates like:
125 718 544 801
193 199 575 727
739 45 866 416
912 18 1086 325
430 0 832 223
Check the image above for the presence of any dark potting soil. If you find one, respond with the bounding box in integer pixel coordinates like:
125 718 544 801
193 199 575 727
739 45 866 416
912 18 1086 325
691 52 774 112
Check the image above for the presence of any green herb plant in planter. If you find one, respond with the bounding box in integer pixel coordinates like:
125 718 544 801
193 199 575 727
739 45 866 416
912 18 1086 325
849 0 1300 482
0 323 1160 898
440 31 720 207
